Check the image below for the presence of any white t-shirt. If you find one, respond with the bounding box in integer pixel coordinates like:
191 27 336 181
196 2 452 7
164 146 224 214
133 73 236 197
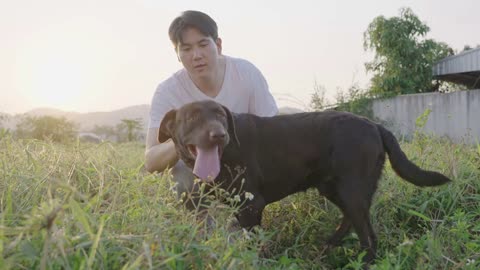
148 55 278 129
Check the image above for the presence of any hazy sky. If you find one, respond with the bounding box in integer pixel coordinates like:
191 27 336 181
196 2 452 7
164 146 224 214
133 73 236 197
1 0 478 114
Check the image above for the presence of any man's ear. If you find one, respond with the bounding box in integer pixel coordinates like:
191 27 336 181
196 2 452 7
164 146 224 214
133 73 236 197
221 105 240 146
158 109 177 143
174 46 181 62
215 37 222 55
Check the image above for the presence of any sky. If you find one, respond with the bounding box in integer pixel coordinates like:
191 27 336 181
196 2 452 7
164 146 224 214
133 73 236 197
1 0 479 114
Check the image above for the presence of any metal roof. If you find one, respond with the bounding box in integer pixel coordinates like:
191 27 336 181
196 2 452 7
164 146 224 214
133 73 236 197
432 47 480 88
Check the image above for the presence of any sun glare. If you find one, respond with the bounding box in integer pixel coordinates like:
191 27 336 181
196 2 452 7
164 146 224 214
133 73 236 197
28 56 86 108
14 36 92 112
12 18 116 112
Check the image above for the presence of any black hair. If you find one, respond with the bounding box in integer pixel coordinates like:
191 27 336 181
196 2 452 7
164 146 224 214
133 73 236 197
168 10 218 49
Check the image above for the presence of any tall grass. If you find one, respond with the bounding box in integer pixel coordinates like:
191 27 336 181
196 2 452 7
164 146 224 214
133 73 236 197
0 131 479 269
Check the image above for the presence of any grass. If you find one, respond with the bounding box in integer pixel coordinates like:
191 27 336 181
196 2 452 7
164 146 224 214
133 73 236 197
0 132 479 269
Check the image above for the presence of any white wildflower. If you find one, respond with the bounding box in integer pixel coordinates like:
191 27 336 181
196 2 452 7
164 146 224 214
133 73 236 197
399 239 413 247
234 195 241 202
242 228 251 240
245 192 254 201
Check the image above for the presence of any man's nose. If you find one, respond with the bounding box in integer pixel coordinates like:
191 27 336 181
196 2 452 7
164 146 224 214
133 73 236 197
193 48 202 59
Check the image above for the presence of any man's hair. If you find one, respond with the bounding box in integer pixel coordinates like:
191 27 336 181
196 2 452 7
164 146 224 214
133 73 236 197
168 10 218 49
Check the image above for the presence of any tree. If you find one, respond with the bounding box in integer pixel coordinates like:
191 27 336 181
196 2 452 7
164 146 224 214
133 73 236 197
463 45 473 52
91 124 116 141
0 114 5 129
0 114 9 136
461 44 480 52
117 118 143 142
15 116 78 142
364 7 454 97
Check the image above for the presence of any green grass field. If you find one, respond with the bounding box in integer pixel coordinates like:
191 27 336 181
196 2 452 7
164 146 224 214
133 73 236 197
1 132 479 269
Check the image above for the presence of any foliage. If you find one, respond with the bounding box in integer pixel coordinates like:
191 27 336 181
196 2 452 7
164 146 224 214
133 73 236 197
461 44 480 52
90 124 117 142
0 115 7 135
364 7 454 97
116 118 143 142
88 119 145 143
334 84 374 118
310 81 329 111
310 81 375 119
14 115 78 143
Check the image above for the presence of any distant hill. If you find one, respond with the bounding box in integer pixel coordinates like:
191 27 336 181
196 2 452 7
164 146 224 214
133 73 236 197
25 107 78 117
1 105 150 132
64 105 150 131
0 104 304 132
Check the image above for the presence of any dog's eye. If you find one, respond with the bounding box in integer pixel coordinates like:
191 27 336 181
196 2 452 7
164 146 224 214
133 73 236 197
187 114 198 122
213 109 226 119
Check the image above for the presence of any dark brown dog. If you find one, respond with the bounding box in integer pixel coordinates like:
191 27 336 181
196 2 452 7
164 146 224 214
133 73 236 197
158 100 451 263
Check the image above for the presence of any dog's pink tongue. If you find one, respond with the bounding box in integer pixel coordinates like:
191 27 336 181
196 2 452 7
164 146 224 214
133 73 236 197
193 145 220 182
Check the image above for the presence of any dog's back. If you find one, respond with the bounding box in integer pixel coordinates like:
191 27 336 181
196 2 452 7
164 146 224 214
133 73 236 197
222 110 386 203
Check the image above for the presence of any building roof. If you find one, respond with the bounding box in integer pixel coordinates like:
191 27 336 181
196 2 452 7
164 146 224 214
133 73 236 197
432 47 480 88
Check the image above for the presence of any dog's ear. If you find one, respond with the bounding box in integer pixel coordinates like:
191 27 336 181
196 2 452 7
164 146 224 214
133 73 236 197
158 109 177 143
221 105 240 146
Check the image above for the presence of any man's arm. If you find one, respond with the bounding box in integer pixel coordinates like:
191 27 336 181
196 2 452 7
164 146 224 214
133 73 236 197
245 61 278 116
144 128 179 173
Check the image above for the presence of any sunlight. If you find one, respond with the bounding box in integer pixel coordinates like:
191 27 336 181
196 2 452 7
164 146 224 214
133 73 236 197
11 18 116 112
28 55 86 109
13 31 92 111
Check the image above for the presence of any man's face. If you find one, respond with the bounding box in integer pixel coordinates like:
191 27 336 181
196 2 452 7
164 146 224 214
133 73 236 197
176 27 222 79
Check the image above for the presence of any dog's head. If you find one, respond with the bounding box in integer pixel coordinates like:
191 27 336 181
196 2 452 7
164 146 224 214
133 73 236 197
158 100 239 182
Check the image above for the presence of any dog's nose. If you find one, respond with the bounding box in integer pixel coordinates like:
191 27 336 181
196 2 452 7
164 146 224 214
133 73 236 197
209 130 226 141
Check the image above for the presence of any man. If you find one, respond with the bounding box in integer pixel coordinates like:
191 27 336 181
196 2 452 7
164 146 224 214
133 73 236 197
145 10 278 200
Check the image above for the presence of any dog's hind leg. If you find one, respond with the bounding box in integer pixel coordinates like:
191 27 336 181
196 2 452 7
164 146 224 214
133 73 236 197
327 216 351 247
316 182 351 246
336 178 377 263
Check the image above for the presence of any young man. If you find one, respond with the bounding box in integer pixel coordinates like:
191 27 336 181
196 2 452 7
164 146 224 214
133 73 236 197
145 10 278 198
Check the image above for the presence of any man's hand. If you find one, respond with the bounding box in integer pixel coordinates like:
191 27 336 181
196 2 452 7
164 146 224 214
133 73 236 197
145 128 179 173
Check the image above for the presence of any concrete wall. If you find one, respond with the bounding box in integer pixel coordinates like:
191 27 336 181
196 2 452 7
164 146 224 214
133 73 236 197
372 89 480 144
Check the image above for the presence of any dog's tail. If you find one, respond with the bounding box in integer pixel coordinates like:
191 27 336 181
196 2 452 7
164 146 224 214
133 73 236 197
377 125 451 187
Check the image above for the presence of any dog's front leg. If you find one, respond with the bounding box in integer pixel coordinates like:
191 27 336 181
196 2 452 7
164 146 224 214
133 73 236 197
235 195 265 230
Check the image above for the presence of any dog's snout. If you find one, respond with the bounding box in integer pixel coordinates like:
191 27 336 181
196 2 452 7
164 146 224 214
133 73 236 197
209 130 226 141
